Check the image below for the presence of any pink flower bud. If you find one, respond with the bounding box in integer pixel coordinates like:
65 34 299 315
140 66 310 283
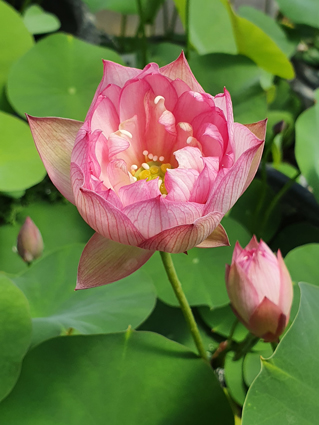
17 217 44 264
225 236 293 342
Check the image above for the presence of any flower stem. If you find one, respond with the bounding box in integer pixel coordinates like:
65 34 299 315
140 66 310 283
185 0 191 60
160 251 208 361
136 0 148 67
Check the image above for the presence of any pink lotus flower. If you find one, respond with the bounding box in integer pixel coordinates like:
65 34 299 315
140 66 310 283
17 217 44 264
28 53 266 289
225 237 293 342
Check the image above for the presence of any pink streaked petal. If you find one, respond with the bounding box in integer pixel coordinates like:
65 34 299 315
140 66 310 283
244 119 268 140
173 122 193 153
27 115 83 204
205 143 264 215
118 178 160 208
139 211 224 253
173 91 215 125
144 92 176 158
249 297 283 339
101 60 141 88
226 263 260 323
144 74 178 112
196 223 229 248
107 131 131 158
213 88 234 145
174 146 204 172
76 233 154 289
199 123 224 159
165 168 199 202
232 122 264 162
277 250 293 317
135 62 160 80
190 157 219 204
118 116 143 166
171 79 192 97
107 159 131 194
231 241 244 264
160 52 204 93
244 235 259 251
100 84 121 109
90 96 119 135
192 109 228 146
124 196 205 240
71 163 144 245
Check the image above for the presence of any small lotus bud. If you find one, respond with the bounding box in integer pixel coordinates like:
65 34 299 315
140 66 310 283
225 236 293 342
17 217 44 264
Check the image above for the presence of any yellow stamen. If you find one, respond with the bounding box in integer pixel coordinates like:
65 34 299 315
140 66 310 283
139 169 151 180
160 181 168 195
150 165 159 175
160 163 172 173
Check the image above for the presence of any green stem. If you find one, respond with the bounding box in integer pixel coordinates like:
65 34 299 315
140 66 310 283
136 0 147 67
160 252 208 361
233 333 259 361
120 14 127 39
185 0 190 60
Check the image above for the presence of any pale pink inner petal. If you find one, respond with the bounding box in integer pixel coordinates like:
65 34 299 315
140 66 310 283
107 159 131 194
165 168 199 202
174 146 204 172
197 123 224 159
173 91 215 124
90 96 119 135
190 157 219 204
171 79 192 97
192 109 228 148
144 74 178 112
119 178 160 208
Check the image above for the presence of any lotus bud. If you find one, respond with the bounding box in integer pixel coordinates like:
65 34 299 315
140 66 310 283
17 217 44 264
225 236 293 342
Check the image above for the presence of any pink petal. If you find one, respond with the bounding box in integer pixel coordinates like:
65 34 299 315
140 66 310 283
190 157 219 204
139 211 224 253
232 122 264 161
226 262 260 323
205 141 264 215
90 95 119 135
173 91 214 125
192 109 228 147
27 115 83 204
76 233 154 289
174 146 204 172
244 119 267 140
165 168 199 202
107 159 131 194
231 241 244 264
171 79 192 96
249 296 284 340
160 52 204 93
101 60 142 89
277 250 293 317
144 74 178 112
198 123 224 159
71 162 144 245
124 196 205 240
107 131 131 158
213 88 234 145
118 178 160 208
100 84 121 109
196 223 229 248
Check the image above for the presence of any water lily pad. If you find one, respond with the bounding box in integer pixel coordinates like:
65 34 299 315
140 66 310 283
7 33 123 120
0 275 32 402
0 2 33 111
23 5 61 35
242 283 319 425
12 244 156 347
0 331 233 424
142 216 251 308
0 111 46 192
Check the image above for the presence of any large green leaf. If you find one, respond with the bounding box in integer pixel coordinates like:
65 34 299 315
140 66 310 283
142 216 251 308
0 201 93 275
242 283 319 425
222 0 294 79
0 1 34 111
7 33 123 121
23 5 61 35
0 275 32 402
0 332 233 424
0 111 46 192
238 6 296 58
276 0 319 29
139 300 218 353
189 53 267 124
295 89 319 202
12 244 156 347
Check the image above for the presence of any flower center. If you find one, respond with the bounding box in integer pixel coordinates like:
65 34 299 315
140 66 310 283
130 151 172 195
